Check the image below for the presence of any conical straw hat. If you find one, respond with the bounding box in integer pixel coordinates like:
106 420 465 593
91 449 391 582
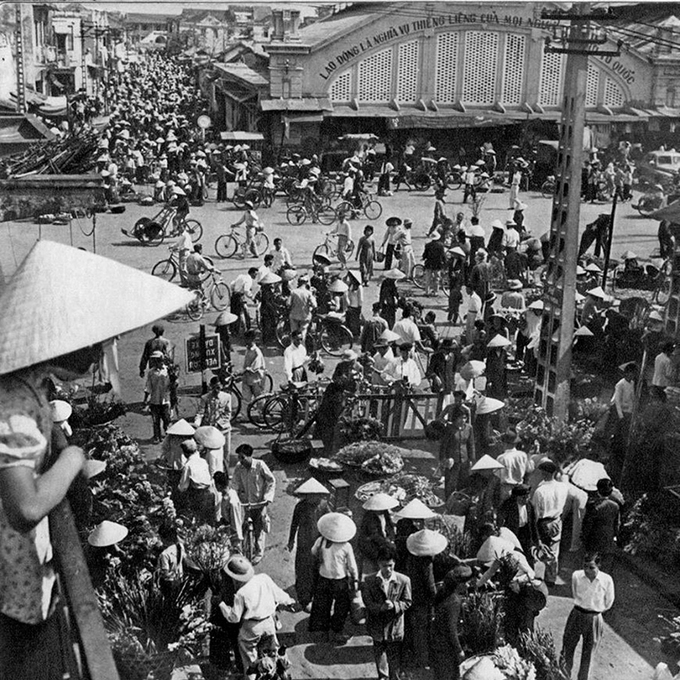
295 478 329 495
318 512 356 542
0 241 194 375
459 360 486 380
470 454 505 471
88 520 128 547
406 529 448 556
362 492 400 511
394 498 437 520
166 419 196 436
194 425 225 449
475 397 505 415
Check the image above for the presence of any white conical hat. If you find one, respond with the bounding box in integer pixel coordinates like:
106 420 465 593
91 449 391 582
459 360 486 380
318 512 356 542
574 326 594 337
88 520 128 547
0 241 194 375
487 335 511 349
295 478 329 495
586 286 606 299
260 272 282 285
362 492 400 511
394 498 437 519
406 529 448 556
166 419 196 436
470 454 505 471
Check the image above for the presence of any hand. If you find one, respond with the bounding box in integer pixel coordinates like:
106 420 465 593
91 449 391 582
381 600 395 612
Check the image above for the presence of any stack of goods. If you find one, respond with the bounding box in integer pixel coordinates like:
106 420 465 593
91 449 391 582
334 441 405 476
355 472 442 509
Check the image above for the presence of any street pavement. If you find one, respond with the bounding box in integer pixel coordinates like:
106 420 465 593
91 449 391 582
0 180 673 679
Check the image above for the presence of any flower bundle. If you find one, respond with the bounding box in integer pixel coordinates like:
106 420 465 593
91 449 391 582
517 628 569 680
337 415 385 442
461 591 505 655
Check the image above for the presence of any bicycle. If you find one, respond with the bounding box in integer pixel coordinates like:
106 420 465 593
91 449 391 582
335 191 383 220
275 313 353 357
541 175 556 198
238 500 269 562
212 361 274 422
214 224 270 259
122 205 203 246
255 380 329 435
185 271 231 321
313 231 356 262
286 193 337 225
151 248 216 282
412 264 450 295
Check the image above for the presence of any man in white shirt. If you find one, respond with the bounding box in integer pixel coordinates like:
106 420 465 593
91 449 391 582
270 237 293 272
561 554 615 680
532 459 570 586
283 330 308 383
333 214 352 265
607 362 637 482
231 444 276 564
219 555 295 678
502 221 520 251
496 429 528 502
178 440 214 524
288 279 317 341
371 340 395 385
230 268 257 333
465 286 482 344
392 306 421 346
652 340 675 391
381 343 422 388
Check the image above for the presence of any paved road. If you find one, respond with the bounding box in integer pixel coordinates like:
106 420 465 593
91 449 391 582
0 179 672 679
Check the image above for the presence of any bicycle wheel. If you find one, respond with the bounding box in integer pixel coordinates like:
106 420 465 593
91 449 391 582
247 393 272 428
320 323 353 356
151 257 177 282
412 264 426 289
262 395 290 432
245 188 263 209
316 205 337 226
186 291 204 321
262 372 274 393
228 387 242 422
184 219 203 243
211 282 230 310
541 181 554 198
414 175 431 191
253 232 270 256
144 221 165 247
364 200 383 220
286 205 307 225
215 234 239 259
313 243 332 261
336 201 355 219
275 318 291 349
446 175 463 190
232 190 246 209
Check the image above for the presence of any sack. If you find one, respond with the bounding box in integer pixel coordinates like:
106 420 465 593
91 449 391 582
350 589 366 625
375 250 385 263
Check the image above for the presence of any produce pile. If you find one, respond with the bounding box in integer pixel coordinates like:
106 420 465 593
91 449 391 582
461 645 536 680
355 472 442 509
334 441 405 475
0 129 101 178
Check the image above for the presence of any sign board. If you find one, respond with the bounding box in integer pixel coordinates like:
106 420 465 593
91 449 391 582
185 334 221 373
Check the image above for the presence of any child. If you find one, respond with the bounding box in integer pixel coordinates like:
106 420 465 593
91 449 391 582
356 225 376 285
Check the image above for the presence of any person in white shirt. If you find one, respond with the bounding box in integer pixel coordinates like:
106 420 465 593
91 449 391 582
502 221 520 251
465 286 482 344
371 341 395 385
652 340 675 390
561 554 615 680
270 237 293 272
288 279 317 341
392 306 421 346
531 459 570 585
398 220 415 278
219 555 295 678
169 223 194 286
333 214 352 265
607 362 637 481
283 330 309 383
232 201 261 257
230 268 257 333
496 429 529 501
178 440 214 524
381 343 422 388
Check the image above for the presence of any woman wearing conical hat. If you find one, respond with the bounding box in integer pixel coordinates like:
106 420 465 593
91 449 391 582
0 242 192 679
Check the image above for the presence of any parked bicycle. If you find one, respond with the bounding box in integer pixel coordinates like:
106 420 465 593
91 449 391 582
151 248 216 282
541 174 556 198
239 500 269 562
214 224 270 259
121 205 203 246
286 193 337 225
211 361 274 422
313 231 356 262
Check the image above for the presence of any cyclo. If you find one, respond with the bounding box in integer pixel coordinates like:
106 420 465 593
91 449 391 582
122 204 203 246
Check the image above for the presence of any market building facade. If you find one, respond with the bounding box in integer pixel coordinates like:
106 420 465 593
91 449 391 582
259 2 669 160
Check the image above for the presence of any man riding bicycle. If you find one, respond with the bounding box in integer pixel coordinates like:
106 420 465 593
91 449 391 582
168 185 190 231
186 243 215 293
233 200 262 258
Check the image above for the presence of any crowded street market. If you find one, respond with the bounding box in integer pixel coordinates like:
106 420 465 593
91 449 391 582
1 3 680 680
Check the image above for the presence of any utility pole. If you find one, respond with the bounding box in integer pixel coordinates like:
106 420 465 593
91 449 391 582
534 4 621 419
15 4 26 114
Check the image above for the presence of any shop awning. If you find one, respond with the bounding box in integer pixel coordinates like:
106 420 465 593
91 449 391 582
220 131 264 141
261 98 332 113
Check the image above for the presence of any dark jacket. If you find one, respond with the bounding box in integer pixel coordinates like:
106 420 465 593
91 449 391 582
423 239 447 270
405 554 436 604
497 497 538 546
359 511 395 562
581 496 620 553
430 590 464 655
363 571 412 642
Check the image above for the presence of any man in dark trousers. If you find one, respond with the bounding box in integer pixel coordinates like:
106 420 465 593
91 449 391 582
139 323 174 377
422 232 447 297
363 544 412 680
581 478 620 574
497 484 538 562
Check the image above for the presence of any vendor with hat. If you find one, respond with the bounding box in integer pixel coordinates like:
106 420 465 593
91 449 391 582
332 349 361 389
213 310 237 367
161 418 196 491
581 286 607 325
194 425 226 477
0 240 192 680
379 269 405 328
431 565 473 679
439 404 476 499
309 513 359 643
86 520 129 589
178 439 215 524
404 529 448 669
258 271 285 345
380 217 401 271
194 376 232 468
219 555 295 680
287 479 330 612
358 493 399 577
486 334 511 400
